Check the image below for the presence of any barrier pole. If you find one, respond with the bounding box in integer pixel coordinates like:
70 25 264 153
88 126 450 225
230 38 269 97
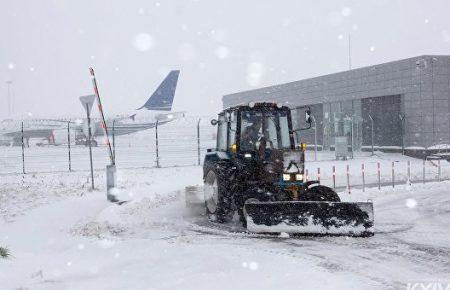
317 167 321 184
89 68 115 165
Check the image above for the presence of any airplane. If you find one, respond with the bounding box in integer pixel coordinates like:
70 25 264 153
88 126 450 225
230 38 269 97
0 70 182 147
74 70 182 146
0 118 68 147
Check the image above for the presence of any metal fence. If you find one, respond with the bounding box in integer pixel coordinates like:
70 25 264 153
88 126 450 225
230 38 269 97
303 151 450 192
0 117 216 174
2 117 450 192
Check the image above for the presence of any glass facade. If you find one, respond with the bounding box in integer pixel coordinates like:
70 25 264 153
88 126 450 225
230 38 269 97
322 100 363 151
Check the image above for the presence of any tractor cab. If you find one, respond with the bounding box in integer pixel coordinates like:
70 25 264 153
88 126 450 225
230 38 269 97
210 102 310 183
213 102 309 154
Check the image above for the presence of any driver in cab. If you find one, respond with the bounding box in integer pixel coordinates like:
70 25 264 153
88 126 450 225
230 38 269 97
240 118 263 151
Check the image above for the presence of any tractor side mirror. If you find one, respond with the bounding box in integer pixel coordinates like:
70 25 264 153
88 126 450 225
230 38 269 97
305 110 312 124
211 119 218 126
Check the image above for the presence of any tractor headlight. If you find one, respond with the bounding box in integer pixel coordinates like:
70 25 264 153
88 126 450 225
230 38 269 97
295 174 303 181
282 174 291 181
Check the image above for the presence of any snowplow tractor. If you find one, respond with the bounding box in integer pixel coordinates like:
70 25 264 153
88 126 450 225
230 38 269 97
203 102 374 236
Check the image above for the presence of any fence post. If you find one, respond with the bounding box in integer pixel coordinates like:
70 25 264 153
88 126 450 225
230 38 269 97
67 122 72 172
392 161 395 188
21 121 25 174
377 162 381 190
346 164 351 194
317 167 321 184
423 159 426 184
155 120 160 168
332 165 336 190
362 163 365 192
197 119 201 166
438 159 441 181
112 119 116 162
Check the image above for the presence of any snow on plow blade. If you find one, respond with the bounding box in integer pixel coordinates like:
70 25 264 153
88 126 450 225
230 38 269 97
245 200 374 236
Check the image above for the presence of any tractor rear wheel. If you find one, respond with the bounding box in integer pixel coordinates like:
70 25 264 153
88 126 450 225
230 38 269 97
204 170 233 223
302 185 341 202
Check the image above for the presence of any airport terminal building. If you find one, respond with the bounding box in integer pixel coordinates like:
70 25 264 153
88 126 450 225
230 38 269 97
223 55 450 155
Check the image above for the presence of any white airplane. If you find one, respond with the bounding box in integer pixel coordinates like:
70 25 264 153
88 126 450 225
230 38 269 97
1 70 182 146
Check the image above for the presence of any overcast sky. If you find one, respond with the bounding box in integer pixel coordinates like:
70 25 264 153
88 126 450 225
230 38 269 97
1 0 450 119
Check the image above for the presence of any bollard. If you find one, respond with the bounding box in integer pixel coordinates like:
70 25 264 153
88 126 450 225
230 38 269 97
377 162 381 190
106 164 118 202
392 161 395 188
332 165 336 190
361 163 365 192
438 160 441 181
317 167 321 184
407 160 411 182
423 159 426 184
305 169 309 182
346 164 351 194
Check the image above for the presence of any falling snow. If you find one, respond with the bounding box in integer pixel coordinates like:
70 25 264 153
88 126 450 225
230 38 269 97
132 33 154 52
215 46 230 59
341 7 352 17
406 198 417 208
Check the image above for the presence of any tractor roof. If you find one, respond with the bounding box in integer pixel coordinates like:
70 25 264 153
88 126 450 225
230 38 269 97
224 102 289 112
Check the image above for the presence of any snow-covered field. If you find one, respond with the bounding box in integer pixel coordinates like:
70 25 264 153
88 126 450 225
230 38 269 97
1 156 450 289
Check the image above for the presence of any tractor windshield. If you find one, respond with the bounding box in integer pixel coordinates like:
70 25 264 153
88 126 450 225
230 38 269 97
240 110 291 151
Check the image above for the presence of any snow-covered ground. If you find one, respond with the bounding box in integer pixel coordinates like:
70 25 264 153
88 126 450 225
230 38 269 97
1 159 450 289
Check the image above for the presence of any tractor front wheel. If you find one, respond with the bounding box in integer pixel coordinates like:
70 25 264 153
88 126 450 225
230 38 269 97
204 170 233 223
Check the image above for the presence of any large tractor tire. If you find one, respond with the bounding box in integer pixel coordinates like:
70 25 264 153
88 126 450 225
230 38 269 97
204 170 233 223
302 185 341 202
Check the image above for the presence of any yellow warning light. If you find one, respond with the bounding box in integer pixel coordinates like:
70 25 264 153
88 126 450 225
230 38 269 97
300 142 307 151
231 143 237 153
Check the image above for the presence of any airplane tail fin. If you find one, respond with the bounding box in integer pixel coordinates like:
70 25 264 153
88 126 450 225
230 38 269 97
137 70 180 111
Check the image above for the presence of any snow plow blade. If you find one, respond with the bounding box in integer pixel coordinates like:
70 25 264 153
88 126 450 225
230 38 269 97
244 200 374 236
